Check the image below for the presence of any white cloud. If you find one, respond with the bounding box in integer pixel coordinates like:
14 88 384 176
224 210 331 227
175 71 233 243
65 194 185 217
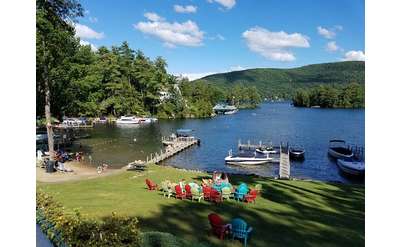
74 23 104 40
174 5 197 14
207 0 236 10
326 41 339 52
342 50 365 61
134 13 204 47
317 26 336 39
79 40 98 51
144 12 164 22
242 27 310 62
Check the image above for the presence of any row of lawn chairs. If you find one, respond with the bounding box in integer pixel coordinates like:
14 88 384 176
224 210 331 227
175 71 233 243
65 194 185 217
145 179 262 204
208 213 253 247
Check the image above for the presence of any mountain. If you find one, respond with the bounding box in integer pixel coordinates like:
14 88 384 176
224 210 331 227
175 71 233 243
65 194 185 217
194 61 365 99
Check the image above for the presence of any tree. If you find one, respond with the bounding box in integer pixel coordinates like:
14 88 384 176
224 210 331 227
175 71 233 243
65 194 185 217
37 0 83 159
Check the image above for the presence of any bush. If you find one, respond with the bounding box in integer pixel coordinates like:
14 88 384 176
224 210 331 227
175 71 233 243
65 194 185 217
141 232 209 247
36 190 141 247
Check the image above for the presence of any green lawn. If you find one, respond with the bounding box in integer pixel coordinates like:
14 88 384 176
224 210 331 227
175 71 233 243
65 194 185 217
38 165 365 247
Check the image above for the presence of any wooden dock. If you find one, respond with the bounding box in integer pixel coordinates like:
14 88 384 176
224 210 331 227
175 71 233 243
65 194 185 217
279 143 290 179
144 136 199 165
54 124 94 129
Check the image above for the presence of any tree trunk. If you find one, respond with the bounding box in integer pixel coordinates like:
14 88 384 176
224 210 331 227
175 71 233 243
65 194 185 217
43 39 55 160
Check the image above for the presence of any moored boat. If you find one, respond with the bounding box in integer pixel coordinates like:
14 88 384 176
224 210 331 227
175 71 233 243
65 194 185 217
289 147 305 160
116 116 140 124
328 140 354 159
337 158 365 176
225 150 274 165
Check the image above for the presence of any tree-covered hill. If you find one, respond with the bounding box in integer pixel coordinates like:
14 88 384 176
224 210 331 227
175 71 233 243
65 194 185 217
195 61 365 99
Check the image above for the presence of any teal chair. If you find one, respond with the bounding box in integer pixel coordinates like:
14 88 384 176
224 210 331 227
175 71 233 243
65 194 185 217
234 183 248 201
231 218 253 247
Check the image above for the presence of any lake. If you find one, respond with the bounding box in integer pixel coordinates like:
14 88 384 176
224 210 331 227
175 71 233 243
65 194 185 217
74 102 365 184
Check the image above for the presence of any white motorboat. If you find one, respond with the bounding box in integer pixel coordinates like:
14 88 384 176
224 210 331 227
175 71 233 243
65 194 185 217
337 158 365 176
116 116 140 124
225 150 274 165
328 140 354 159
139 117 158 123
224 109 238 115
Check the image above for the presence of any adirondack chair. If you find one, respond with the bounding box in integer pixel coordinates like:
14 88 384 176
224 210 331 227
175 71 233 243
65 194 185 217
184 184 192 200
161 182 173 198
191 188 204 202
210 188 222 203
221 187 232 201
254 184 262 194
174 185 186 199
202 186 212 201
244 189 257 203
234 183 248 201
145 179 158 191
208 213 231 240
230 218 253 247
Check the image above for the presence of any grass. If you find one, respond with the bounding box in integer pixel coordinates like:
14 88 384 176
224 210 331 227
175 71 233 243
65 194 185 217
37 164 365 247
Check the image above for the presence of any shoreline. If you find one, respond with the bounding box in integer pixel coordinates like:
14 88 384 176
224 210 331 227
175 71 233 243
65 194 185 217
36 161 123 183
37 159 364 186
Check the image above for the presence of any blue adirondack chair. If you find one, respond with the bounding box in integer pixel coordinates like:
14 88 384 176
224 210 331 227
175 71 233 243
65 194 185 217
230 218 253 247
234 183 248 201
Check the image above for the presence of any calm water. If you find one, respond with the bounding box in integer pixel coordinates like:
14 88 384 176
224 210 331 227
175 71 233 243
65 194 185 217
74 102 364 184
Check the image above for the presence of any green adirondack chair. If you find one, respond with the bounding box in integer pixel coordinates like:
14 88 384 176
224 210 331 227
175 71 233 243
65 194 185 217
161 182 173 198
191 188 204 202
221 187 232 201
254 184 262 194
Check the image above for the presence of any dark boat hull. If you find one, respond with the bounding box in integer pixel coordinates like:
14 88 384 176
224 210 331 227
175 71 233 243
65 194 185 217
328 147 354 159
289 149 305 160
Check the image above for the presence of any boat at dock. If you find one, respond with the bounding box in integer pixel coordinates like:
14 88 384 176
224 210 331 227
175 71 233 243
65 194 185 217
213 104 238 115
225 150 276 165
116 116 140 124
289 147 305 160
328 140 354 159
337 158 365 176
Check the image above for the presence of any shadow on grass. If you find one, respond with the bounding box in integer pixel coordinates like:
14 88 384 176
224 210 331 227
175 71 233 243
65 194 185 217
139 175 365 247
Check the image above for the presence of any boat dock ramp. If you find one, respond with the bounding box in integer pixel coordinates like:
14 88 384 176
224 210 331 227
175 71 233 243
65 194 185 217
126 136 200 170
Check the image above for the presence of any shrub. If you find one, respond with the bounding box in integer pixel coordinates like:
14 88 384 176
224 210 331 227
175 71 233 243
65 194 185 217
36 190 141 247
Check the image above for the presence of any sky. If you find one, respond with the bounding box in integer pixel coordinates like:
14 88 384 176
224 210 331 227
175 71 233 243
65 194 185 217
75 0 365 80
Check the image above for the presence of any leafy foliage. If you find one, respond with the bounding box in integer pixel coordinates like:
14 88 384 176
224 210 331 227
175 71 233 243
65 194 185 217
196 61 365 99
36 190 141 247
292 82 364 108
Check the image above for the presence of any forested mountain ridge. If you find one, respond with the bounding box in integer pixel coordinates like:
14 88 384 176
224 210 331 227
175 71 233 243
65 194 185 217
195 61 365 99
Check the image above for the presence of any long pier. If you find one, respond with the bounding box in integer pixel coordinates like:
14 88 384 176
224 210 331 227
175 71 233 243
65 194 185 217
145 136 199 165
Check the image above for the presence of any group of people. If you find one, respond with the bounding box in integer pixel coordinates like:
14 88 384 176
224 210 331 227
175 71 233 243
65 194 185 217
202 171 230 187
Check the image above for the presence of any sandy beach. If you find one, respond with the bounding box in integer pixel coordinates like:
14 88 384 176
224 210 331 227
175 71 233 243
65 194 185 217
36 161 123 183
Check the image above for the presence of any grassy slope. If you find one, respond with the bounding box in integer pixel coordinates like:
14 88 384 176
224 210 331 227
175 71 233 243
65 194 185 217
196 61 365 98
38 165 364 247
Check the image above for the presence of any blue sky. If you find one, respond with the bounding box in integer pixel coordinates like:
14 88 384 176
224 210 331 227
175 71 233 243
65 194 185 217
76 0 365 80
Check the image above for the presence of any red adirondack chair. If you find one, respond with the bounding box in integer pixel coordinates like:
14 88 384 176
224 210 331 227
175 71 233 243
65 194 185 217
208 213 230 240
145 179 158 191
184 184 192 199
210 188 222 203
244 189 258 203
175 185 186 199
202 186 212 201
